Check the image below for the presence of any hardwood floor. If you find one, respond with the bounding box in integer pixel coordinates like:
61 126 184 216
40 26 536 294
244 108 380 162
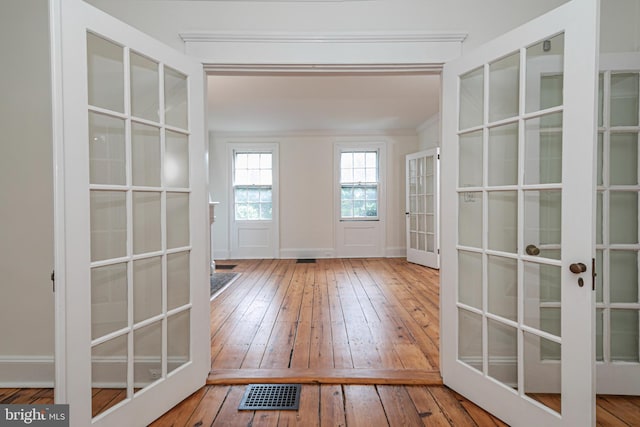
3 258 640 426
149 384 508 427
207 259 440 378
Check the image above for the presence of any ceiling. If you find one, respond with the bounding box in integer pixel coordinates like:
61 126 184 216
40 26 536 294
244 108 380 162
207 73 441 134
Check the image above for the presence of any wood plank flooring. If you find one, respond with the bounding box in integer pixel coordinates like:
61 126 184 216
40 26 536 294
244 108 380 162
3 258 640 426
207 258 441 378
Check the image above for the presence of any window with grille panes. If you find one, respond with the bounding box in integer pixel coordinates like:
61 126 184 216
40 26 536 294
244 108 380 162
233 151 273 220
340 150 379 219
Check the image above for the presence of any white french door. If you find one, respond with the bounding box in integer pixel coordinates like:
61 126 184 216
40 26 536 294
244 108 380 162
441 1 599 426
53 1 210 425
406 149 440 268
594 53 640 395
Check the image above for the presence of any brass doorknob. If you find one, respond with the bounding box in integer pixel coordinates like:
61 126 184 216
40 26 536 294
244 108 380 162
569 263 587 274
525 244 540 256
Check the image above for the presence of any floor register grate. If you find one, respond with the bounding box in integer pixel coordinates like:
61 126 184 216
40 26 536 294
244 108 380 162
238 384 301 411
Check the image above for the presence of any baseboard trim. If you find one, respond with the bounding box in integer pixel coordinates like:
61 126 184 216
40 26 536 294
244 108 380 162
279 248 335 259
0 356 54 387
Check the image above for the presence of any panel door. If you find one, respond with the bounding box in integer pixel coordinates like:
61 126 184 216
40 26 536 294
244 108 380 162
406 149 440 268
53 1 210 425
440 1 599 426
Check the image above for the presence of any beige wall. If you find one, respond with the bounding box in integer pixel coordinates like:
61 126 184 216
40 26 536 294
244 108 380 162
0 0 54 383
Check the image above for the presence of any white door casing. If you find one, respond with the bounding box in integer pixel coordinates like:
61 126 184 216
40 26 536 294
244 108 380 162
53 0 210 425
406 149 440 268
441 1 599 427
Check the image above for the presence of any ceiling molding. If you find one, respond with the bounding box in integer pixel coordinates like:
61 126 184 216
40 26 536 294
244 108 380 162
180 31 467 44
210 128 420 139
203 63 443 74
182 30 467 66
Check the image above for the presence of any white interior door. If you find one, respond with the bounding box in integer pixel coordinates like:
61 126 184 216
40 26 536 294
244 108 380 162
53 1 210 425
406 149 440 268
440 1 599 426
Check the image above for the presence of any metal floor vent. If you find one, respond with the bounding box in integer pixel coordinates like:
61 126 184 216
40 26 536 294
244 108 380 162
238 384 301 411
296 259 316 264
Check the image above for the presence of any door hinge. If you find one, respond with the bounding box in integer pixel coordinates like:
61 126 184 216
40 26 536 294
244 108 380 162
437 154 440 160
51 270 55 292
437 249 440 254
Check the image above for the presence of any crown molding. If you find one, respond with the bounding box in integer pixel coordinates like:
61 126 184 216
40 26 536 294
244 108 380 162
203 63 443 74
180 31 467 45
182 30 467 66
210 128 419 139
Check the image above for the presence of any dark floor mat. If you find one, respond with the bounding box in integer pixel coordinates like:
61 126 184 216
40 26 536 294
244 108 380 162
210 272 239 296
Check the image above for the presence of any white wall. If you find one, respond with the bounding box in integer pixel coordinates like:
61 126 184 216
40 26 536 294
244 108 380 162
0 0 54 385
418 113 441 151
209 132 418 259
600 0 640 53
86 0 569 54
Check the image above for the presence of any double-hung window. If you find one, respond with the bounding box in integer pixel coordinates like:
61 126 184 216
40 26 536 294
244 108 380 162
233 151 273 220
340 150 379 219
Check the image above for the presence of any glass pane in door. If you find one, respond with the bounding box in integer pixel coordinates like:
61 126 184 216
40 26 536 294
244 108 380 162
90 191 126 262
133 321 162 392
488 123 518 186
164 67 188 129
167 251 190 310
91 263 127 339
89 113 126 185
489 52 520 122
526 33 565 113
459 131 483 187
459 67 484 130
488 255 517 321
524 113 563 185
130 52 159 122
132 123 161 187
524 332 561 414
167 310 190 373
488 319 518 388
92 335 128 417
87 33 124 113
610 73 639 126
458 309 483 373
